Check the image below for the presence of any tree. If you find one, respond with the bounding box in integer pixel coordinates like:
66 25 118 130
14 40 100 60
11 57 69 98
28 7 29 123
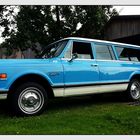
0 5 118 57
74 6 118 38
0 6 19 56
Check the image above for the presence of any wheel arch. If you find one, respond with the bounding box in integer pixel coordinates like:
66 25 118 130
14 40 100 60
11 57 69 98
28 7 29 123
8 73 54 99
129 72 140 81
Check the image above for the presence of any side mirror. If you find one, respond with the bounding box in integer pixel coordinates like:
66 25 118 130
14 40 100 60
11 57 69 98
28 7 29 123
69 53 78 62
50 48 56 54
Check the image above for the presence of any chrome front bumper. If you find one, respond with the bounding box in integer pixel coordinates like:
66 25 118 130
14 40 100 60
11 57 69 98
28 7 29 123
0 90 8 100
0 93 7 99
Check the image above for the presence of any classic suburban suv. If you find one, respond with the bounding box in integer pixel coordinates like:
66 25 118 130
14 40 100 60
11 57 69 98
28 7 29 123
0 37 140 116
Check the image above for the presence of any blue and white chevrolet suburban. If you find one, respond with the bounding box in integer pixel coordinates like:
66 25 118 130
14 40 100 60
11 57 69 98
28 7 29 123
0 37 140 116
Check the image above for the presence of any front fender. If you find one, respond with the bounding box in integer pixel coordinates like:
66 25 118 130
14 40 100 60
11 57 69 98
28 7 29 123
7 70 53 89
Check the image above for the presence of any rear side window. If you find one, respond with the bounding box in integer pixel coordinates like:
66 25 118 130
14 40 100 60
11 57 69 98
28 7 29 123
115 46 140 62
95 44 115 60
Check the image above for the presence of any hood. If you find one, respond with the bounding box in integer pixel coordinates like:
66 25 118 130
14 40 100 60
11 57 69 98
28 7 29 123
0 58 55 66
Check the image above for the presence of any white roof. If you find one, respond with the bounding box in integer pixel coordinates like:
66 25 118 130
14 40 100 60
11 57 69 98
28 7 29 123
63 37 140 48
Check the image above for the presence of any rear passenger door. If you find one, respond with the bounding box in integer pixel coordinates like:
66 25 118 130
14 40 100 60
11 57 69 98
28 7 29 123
95 43 126 83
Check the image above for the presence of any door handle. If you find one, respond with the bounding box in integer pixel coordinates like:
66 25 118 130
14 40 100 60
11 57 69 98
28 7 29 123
91 64 98 67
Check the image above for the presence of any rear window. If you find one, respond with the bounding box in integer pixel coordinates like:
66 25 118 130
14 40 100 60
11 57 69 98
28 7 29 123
115 46 140 62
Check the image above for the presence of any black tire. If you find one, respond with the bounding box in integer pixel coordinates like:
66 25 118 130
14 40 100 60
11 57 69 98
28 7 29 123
127 79 140 101
8 82 47 116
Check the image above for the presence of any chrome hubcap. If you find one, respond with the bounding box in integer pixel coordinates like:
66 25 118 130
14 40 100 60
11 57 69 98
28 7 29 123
18 87 44 114
130 81 140 99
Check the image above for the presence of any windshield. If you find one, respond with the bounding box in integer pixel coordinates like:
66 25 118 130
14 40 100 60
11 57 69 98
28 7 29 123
40 40 68 59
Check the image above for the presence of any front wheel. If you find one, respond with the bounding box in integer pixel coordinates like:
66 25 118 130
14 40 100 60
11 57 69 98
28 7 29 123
127 79 140 101
9 82 47 116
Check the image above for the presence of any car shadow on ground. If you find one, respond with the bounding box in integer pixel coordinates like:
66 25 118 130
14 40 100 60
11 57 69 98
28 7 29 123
0 100 10 116
0 93 138 116
47 92 133 112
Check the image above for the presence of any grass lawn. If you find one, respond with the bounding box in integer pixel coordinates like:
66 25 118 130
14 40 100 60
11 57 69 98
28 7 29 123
0 93 140 135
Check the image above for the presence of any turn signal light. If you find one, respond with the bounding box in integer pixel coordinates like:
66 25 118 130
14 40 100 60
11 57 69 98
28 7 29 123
0 74 7 79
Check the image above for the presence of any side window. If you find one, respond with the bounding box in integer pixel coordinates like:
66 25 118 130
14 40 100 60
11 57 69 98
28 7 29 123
115 46 140 62
64 41 93 59
72 42 93 59
95 44 115 60
64 46 72 58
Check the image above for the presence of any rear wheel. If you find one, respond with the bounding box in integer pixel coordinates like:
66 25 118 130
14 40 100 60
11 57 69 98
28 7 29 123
127 79 140 101
9 82 47 116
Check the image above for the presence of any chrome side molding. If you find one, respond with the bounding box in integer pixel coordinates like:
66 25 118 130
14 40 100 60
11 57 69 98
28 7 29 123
53 83 128 97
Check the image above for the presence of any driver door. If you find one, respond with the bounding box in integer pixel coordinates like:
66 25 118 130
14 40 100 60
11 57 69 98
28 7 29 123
61 40 100 96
